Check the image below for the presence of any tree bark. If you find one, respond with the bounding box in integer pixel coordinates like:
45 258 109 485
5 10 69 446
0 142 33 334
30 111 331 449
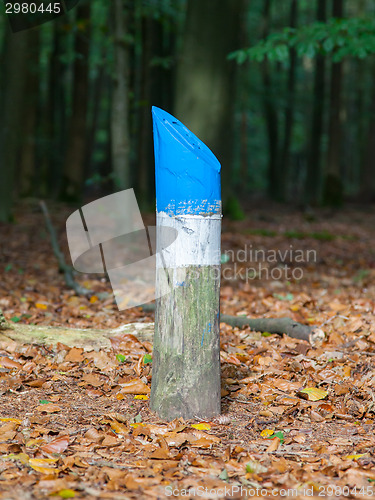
137 12 164 206
111 0 131 191
261 0 280 201
280 0 298 201
19 28 40 197
61 0 91 201
0 28 30 222
323 0 344 206
174 0 241 205
361 68 375 201
305 0 327 206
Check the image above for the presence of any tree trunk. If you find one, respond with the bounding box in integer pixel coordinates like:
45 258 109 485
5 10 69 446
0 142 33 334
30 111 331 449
0 29 30 222
323 0 344 206
19 28 40 197
174 0 241 206
361 71 375 201
110 0 131 191
60 0 91 201
305 0 327 206
261 0 280 201
137 12 164 207
279 0 298 201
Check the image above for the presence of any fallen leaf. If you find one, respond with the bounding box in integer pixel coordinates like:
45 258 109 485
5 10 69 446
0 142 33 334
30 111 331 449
0 357 23 370
298 387 328 401
0 418 22 424
191 423 211 431
40 435 69 455
82 373 103 387
35 302 48 310
36 403 62 413
266 436 280 452
119 379 150 394
260 429 275 438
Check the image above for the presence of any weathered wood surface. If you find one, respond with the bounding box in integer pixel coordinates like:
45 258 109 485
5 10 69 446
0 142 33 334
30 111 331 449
0 322 154 351
150 266 221 420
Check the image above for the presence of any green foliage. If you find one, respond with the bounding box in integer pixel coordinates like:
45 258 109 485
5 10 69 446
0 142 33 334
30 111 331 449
223 196 245 221
143 354 152 364
229 18 375 64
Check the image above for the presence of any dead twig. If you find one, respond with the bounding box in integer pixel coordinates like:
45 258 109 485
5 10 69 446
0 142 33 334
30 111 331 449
141 303 322 343
39 201 90 296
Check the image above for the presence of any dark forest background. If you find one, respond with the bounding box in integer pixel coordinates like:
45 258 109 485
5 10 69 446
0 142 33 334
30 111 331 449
1 0 375 223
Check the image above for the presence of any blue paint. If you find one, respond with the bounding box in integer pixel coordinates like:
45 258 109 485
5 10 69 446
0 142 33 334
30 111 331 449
201 322 212 346
152 107 221 216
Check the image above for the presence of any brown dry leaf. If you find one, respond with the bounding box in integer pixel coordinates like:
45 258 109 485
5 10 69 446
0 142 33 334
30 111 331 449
40 435 69 455
148 436 171 459
85 351 117 371
266 436 280 452
102 434 120 446
110 421 129 435
82 373 103 387
310 410 325 422
191 437 219 448
293 434 306 444
0 424 18 441
64 347 84 363
25 379 47 388
109 333 143 350
272 378 301 392
84 428 104 443
74 456 90 468
119 379 150 394
0 357 23 370
37 479 71 495
164 431 190 447
35 403 62 413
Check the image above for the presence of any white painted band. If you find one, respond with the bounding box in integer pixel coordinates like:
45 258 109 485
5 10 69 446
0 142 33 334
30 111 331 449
156 211 221 268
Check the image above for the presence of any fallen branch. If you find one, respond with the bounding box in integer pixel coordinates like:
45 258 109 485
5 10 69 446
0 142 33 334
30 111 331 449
141 303 323 344
38 203 323 345
39 201 91 296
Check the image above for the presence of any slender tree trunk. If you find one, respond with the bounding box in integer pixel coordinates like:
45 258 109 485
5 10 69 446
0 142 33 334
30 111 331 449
37 18 67 199
323 0 344 206
60 0 91 201
0 29 30 222
280 0 298 201
111 0 131 191
261 0 279 200
238 0 250 195
305 0 327 206
361 71 375 201
174 0 241 206
19 28 40 197
86 58 105 182
137 12 164 207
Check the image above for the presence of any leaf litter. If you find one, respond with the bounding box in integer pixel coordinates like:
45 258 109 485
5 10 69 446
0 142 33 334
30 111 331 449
0 203 374 498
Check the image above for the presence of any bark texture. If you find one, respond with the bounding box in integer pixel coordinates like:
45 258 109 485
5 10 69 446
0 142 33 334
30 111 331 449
150 266 221 420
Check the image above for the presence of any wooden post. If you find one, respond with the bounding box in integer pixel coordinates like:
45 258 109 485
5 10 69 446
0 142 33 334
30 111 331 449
150 107 222 420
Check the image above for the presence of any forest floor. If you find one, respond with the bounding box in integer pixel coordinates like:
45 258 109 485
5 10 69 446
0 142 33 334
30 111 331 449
0 200 374 499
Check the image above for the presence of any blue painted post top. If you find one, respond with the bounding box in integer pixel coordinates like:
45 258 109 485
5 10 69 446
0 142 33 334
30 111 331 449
152 106 221 216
